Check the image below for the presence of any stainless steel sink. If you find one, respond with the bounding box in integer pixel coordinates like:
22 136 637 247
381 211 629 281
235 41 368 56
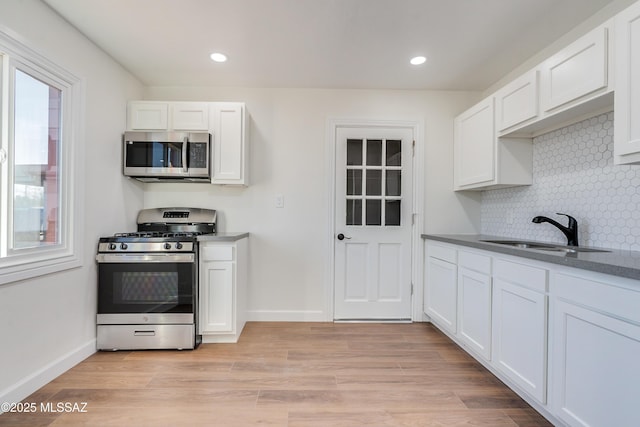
480 239 611 253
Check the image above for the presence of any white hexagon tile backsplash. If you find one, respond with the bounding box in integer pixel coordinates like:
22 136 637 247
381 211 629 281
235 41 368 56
481 111 640 251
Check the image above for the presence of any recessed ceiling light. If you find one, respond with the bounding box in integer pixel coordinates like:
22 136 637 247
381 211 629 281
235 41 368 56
210 52 227 63
410 56 427 65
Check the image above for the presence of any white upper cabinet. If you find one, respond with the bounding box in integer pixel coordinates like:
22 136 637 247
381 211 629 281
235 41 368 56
127 101 168 130
170 102 209 130
454 97 533 191
128 101 208 131
454 97 496 189
210 102 249 185
540 24 610 114
496 69 539 133
614 1 640 164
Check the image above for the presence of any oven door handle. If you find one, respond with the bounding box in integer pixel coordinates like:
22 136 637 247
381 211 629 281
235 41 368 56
96 253 195 263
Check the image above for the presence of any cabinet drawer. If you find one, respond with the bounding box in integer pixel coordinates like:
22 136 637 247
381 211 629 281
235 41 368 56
552 272 640 324
458 250 491 275
201 245 235 261
494 258 547 292
427 243 456 263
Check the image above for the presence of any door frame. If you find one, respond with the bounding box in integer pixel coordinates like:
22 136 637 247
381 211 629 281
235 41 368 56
325 118 425 322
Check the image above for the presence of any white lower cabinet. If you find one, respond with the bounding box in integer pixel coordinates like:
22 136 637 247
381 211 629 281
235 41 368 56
424 242 457 335
457 251 492 360
550 271 640 427
492 259 548 405
199 238 248 343
424 238 640 426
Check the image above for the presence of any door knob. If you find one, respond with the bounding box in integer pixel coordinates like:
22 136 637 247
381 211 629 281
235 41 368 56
337 233 351 241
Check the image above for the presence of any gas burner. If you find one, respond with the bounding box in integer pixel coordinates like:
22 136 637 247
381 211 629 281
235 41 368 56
114 231 162 238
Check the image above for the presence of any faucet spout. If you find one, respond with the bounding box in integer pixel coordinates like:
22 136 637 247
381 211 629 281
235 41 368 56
532 213 579 246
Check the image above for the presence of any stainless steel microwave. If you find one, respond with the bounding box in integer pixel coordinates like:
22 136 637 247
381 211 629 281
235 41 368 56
123 131 210 182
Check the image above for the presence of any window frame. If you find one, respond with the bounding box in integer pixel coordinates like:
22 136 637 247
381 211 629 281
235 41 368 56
0 30 84 285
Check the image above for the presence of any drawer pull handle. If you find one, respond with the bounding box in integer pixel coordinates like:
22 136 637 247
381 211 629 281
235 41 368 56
134 330 155 336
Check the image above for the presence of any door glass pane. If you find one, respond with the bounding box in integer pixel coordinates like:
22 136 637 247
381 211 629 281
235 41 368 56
385 200 401 226
366 139 382 166
366 200 381 226
366 169 382 196
346 169 362 195
386 170 401 196
13 69 62 249
386 139 401 166
346 199 362 226
347 139 363 165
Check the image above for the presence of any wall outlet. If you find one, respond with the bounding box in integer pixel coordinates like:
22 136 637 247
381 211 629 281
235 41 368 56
275 194 284 208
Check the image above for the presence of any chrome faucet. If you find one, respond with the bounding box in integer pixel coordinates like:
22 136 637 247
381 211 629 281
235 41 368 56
532 213 579 246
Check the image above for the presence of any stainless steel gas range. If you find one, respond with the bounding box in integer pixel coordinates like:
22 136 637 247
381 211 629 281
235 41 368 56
95 207 216 350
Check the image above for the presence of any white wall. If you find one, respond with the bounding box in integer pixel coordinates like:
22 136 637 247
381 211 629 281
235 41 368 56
143 87 481 320
0 0 143 404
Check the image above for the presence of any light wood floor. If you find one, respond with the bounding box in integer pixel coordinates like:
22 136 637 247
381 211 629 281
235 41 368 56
1 322 553 426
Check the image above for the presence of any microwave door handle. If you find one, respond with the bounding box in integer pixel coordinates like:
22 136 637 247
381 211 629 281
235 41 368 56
182 136 188 172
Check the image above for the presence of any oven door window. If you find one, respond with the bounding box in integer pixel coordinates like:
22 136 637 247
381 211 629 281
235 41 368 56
98 262 194 313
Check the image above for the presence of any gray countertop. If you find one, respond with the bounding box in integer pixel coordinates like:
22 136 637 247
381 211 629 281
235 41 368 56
198 232 249 242
423 234 640 281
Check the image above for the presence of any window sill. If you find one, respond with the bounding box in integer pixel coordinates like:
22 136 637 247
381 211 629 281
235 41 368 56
0 254 83 286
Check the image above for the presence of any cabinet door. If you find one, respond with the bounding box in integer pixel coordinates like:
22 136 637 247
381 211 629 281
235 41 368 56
496 70 538 132
210 103 247 184
492 278 547 404
551 299 640 427
540 26 608 113
424 256 457 335
199 261 234 333
457 267 492 360
454 97 495 189
614 1 640 163
171 102 209 130
127 101 168 130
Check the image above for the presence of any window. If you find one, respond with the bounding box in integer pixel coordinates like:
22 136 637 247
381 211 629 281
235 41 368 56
0 30 83 285
345 138 402 227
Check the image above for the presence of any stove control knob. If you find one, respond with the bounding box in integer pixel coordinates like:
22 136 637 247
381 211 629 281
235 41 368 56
176 242 183 250
120 243 128 250
108 243 117 251
164 243 172 250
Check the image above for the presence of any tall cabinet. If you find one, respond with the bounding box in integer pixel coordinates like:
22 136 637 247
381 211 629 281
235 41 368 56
210 103 249 185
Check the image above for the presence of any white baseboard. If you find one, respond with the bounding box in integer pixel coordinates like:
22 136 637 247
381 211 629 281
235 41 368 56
0 339 96 412
246 310 327 322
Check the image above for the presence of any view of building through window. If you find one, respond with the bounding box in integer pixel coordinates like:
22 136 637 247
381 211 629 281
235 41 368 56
12 69 61 249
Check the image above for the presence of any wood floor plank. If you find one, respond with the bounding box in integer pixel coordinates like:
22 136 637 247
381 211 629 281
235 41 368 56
1 322 553 426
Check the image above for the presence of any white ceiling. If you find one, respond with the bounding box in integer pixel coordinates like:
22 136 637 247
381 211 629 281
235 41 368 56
43 0 616 90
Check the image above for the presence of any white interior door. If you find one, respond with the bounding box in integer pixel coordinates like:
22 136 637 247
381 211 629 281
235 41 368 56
334 126 414 320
